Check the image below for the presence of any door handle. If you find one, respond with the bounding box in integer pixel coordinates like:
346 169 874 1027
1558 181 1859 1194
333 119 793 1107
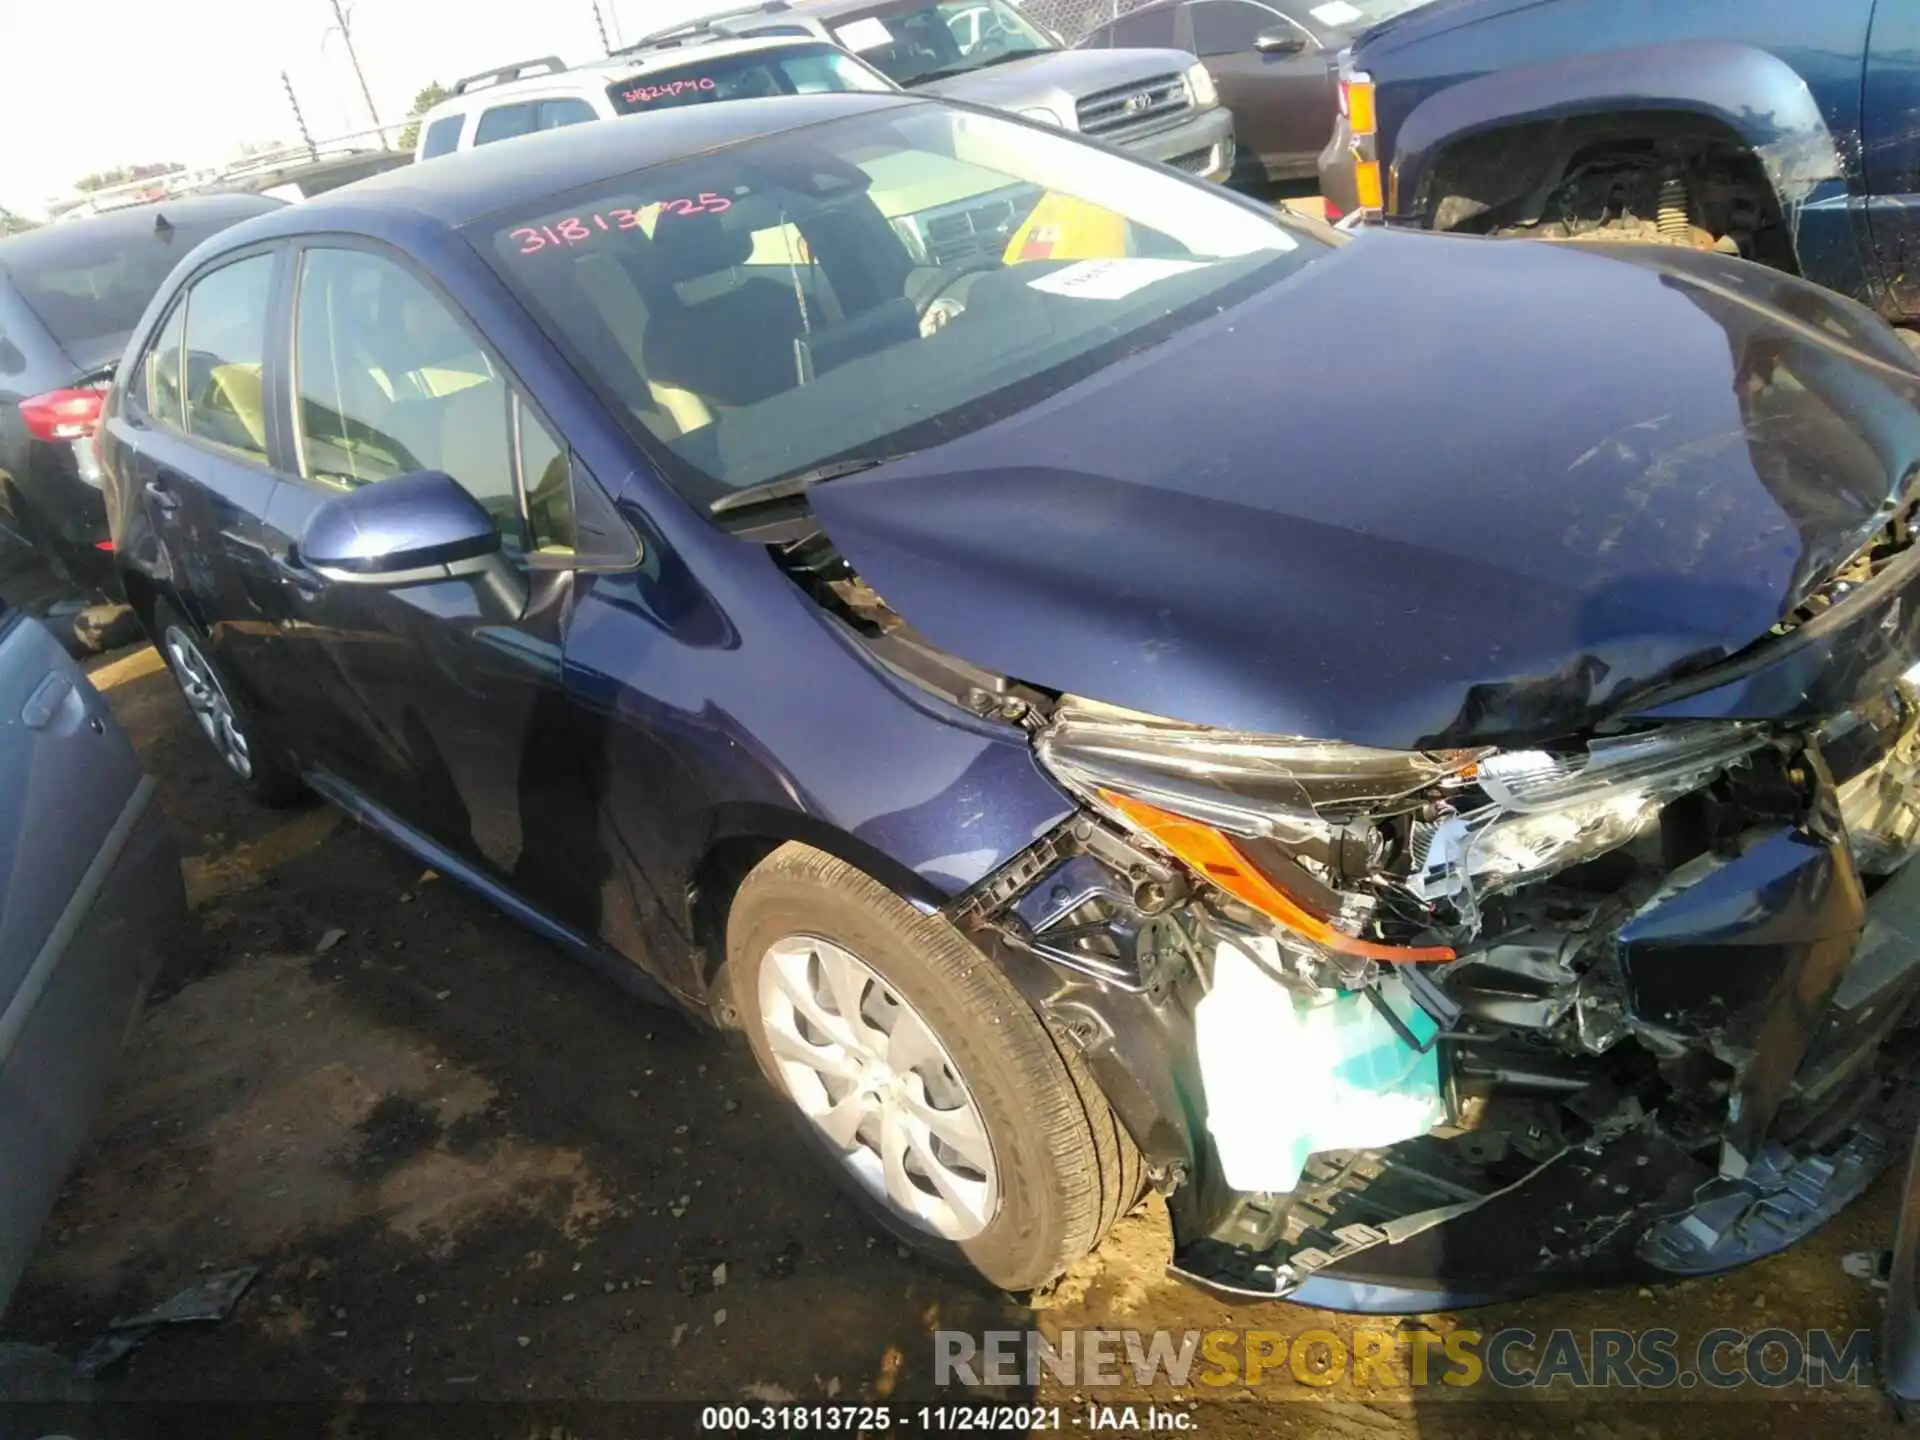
143 479 181 513
21 671 75 730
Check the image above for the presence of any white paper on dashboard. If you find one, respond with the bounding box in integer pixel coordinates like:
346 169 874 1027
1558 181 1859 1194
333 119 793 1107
834 17 894 51
1310 1 1365 24
1026 258 1207 300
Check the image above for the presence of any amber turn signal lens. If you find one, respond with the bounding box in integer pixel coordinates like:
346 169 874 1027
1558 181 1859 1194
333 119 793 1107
1345 81 1377 137
1353 160 1385 211
1096 790 1454 963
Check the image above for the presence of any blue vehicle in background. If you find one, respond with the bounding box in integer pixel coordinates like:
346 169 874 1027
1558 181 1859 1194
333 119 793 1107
1318 0 1920 320
90 88 1920 1339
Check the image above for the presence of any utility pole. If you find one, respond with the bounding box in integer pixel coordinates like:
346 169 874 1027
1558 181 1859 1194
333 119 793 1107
283 70 318 160
591 0 612 55
322 0 387 146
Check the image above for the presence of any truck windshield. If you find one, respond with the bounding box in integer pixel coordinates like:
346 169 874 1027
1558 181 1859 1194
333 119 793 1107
481 103 1322 507
608 43 895 113
832 1 1056 86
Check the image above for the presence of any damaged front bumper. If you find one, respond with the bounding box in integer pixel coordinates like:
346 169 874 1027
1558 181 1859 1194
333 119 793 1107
949 701 1920 1312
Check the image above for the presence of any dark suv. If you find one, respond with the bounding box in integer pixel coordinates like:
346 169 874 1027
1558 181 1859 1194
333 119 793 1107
0 194 282 603
1318 0 1920 320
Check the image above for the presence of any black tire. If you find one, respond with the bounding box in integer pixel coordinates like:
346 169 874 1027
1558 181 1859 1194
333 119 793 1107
728 842 1142 1291
152 599 305 807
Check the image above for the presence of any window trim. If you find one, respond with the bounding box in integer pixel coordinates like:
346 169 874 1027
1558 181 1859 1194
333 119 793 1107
282 234 621 567
124 242 292 478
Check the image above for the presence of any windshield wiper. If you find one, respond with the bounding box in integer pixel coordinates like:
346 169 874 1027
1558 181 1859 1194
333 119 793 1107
709 456 909 516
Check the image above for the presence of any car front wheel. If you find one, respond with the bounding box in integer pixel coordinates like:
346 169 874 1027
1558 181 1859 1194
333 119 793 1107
729 843 1142 1291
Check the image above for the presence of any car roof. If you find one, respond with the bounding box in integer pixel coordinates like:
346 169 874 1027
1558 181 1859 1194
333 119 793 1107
427 33 852 112
0 193 286 268
216 91 923 243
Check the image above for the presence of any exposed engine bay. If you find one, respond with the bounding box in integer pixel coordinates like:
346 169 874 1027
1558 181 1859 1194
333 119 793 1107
756 508 1920 1306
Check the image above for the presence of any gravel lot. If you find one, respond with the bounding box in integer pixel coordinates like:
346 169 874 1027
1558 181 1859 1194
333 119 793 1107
0 541 1910 1437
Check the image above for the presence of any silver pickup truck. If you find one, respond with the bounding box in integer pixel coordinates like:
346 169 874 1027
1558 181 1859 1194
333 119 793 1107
633 0 1237 181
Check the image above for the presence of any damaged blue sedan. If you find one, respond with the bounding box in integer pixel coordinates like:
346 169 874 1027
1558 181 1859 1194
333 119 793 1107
98 90 1920 1314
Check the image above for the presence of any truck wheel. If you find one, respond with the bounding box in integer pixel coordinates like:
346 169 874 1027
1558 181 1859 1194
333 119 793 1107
729 843 1142 1291
153 600 303 806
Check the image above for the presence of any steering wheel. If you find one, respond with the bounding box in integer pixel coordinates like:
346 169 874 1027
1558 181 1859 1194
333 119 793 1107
914 255 1002 325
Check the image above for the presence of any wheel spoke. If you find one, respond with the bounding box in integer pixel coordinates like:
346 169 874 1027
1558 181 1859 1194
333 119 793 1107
885 1006 941 1076
907 1126 992 1230
764 946 868 1057
817 945 886 1055
878 1095 923 1215
898 1078 992 1173
764 1019 863 1083
815 1086 871 1151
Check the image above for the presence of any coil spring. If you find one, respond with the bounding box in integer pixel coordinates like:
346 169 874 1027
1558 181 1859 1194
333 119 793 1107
1656 175 1692 242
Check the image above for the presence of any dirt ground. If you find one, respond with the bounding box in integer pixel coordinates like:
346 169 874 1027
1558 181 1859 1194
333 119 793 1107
0 564 1910 1436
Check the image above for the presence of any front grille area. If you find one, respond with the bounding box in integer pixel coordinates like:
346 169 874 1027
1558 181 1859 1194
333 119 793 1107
1167 147 1214 174
1077 73 1190 139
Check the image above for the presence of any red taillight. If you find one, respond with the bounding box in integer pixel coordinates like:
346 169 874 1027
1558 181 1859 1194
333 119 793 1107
20 388 105 443
93 538 115 551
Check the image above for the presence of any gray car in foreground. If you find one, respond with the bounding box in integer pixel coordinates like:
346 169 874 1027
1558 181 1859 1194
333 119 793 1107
0 606 181 1314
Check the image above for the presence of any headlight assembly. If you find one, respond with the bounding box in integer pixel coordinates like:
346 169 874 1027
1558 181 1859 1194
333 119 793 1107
1184 62 1218 110
1035 699 1766 972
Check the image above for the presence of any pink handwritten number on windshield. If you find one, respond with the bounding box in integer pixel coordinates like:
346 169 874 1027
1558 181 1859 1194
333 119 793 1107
623 77 717 104
510 195 732 256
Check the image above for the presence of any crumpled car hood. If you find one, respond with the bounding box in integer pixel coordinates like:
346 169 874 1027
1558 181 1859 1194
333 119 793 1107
810 230 1920 749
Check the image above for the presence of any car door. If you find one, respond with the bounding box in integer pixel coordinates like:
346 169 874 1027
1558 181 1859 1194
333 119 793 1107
251 240 608 935
1187 0 1335 178
1865 0 1920 318
122 249 294 695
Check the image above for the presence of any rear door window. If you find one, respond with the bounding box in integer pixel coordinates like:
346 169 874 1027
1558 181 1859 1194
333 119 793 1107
607 44 891 113
538 98 598 129
420 114 464 157
475 102 539 146
179 254 275 462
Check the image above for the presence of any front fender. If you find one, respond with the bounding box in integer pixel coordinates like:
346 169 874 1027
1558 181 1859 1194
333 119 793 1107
1394 39 1849 224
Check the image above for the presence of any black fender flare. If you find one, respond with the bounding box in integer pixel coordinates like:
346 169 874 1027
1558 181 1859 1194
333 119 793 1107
1394 39 1847 245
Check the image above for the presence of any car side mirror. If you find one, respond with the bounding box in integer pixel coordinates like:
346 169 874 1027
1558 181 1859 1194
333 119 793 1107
1254 26 1307 55
298 469 528 613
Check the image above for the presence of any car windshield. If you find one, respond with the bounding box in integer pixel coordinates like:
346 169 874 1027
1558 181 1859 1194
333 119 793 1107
2 207 267 357
481 103 1323 506
830 0 1056 86
608 43 895 114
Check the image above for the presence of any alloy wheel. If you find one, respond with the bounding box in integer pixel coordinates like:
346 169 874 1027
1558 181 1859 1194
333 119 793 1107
163 624 254 781
757 934 999 1240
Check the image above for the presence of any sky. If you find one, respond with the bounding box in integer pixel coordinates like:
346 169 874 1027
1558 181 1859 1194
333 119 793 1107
0 0 721 216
